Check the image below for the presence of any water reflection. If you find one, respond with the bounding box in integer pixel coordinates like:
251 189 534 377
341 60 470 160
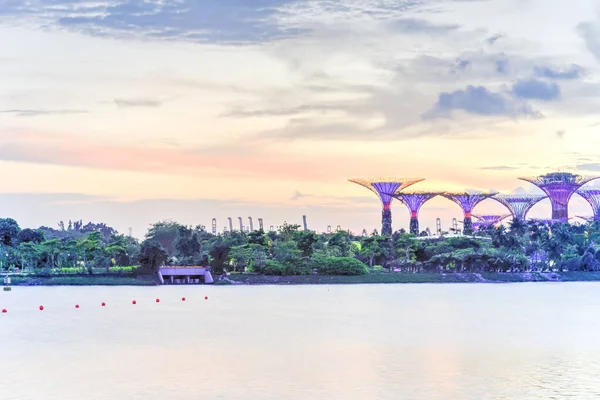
1 283 600 399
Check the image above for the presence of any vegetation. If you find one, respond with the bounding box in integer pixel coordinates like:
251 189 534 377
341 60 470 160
4 217 600 283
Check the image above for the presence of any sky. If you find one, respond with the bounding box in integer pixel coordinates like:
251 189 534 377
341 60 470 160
1 0 600 238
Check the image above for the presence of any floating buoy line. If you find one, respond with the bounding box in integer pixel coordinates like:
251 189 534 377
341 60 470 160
0 293 209 314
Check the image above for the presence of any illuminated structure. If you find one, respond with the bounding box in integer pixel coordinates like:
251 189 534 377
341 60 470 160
577 189 600 221
472 214 510 230
519 172 599 222
392 191 441 235
492 194 546 221
349 177 424 235
442 192 497 235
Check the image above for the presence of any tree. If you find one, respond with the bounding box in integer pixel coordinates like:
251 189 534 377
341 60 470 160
138 241 168 274
0 218 20 246
17 228 44 244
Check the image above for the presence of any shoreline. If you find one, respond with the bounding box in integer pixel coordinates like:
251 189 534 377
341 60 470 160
6 272 600 286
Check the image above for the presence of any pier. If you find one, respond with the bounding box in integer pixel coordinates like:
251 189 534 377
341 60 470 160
158 266 214 285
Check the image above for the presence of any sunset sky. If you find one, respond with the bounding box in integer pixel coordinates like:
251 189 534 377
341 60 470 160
1 0 600 237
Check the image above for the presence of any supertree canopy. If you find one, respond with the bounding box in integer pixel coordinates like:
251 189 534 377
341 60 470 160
492 194 547 221
577 189 600 221
519 172 599 222
441 191 497 235
473 214 511 225
392 191 441 235
349 177 424 236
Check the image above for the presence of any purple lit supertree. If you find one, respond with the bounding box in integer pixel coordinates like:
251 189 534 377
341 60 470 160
472 214 510 232
391 191 441 235
492 194 547 221
577 189 600 221
441 192 497 235
349 177 424 235
519 172 599 222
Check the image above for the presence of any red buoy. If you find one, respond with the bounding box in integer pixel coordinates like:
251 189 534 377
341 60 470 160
204 296 208 300
132 300 137 305
101 302 106 307
156 298 160 303
1 309 6 313
39 305 44 311
75 304 80 309
181 297 186 301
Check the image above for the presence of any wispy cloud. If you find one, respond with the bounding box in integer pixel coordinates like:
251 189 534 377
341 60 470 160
479 166 518 171
0 109 88 117
114 98 162 108
0 0 302 43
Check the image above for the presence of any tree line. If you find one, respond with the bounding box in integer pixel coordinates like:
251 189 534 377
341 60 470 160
2 217 600 276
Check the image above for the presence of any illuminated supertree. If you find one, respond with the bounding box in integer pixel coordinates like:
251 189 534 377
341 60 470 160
519 172 599 222
577 189 600 221
492 194 547 221
441 192 497 235
473 214 511 225
349 177 424 235
472 214 510 231
392 191 441 235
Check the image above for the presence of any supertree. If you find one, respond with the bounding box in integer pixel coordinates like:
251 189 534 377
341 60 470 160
391 191 441 235
577 189 600 221
473 214 511 226
441 192 497 235
349 177 424 235
492 194 547 221
519 172 599 222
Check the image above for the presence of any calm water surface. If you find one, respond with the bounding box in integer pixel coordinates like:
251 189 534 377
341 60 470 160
1 283 600 399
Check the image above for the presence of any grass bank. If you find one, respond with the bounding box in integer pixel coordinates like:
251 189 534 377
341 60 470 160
221 272 600 285
6 275 160 286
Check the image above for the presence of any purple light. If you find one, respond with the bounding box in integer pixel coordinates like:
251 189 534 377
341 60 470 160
441 192 497 215
577 189 600 221
372 182 404 206
492 194 547 220
395 192 440 217
473 214 510 225
519 172 599 222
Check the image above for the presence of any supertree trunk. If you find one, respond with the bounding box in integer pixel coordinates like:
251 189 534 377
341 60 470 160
382 209 392 236
463 217 473 235
409 217 419 235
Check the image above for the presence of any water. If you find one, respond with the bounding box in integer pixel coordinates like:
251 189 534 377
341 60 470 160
1 283 600 399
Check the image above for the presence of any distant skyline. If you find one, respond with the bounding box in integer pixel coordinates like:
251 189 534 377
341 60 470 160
1 0 600 237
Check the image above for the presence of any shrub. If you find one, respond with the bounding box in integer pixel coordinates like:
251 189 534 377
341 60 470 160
314 256 369 275
108 266 139 275
261 260 312 276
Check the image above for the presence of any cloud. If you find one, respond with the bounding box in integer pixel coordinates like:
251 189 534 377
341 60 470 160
114 98 162 108
578 19 600 61
495 58 509 74
534 64 584 80
479 166 517 171
390 18 459 34
0 109 88 117
576 163 600 172
0 0 303 43
511 79 560 101
0 129 365 181
486 33 504 45
423 85 541 119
